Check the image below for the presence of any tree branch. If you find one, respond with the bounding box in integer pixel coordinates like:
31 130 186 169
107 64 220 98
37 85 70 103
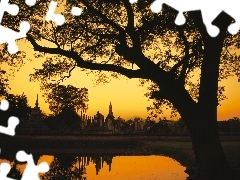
27 35 146 79
177 27 190 84
193 12 233 107
122 0 141 49
59 62 78 82
168 27 191 84
150 90 167 100
80 0 126 34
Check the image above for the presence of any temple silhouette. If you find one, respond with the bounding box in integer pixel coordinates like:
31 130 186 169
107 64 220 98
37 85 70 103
17 95 145 135
81 102 125 134
18 94 48 134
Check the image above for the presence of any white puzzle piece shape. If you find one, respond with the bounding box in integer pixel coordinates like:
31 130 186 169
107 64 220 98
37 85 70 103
0 0 19 23
16 151 49 180
0 100 19 136
71 7 82 16
0 21 30 54
0 116 20 136
149 0 240 37
25 0 36 7
46 1 65 26
0 163 16 180
0 0 30 54
0 100 9 111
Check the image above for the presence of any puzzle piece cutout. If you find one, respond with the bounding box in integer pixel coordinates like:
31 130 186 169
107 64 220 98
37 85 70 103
46 0 65 26
0 116 19 136
0 100 48 179
129 0 138 3
0 151 49 180
25 0 36 7
0 99 19 160
0 99 9 111
0 163 16 180
0 0 36 54
148 0 240 37
0 0 32 54
0 0 19 22
16 151 49 180
71 7 82 16
0 22 30 54
0 100 19 136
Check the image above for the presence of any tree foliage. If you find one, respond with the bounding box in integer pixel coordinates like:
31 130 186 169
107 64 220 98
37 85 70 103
2 1 240 177
2 0 238 118
46 84 88 114
0 93 31 126
0 44 27 95
45 106 81 132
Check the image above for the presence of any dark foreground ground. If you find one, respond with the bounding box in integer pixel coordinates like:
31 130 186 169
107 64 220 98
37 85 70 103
0 135 240 179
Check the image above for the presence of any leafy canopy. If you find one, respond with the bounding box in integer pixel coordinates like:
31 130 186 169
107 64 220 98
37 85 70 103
47 84 88 114
2 0 240 118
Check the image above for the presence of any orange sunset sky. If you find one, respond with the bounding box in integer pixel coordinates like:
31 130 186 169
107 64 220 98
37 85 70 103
2 38 239 121
1 0 238 121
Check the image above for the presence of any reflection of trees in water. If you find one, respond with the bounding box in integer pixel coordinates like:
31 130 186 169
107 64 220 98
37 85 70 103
41 155 86 180
7 162 22 179
1 153 113 179
86 156 113 175
41 155 114 179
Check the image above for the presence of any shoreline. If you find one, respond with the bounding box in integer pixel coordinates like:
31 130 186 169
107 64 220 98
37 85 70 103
5 134 240 140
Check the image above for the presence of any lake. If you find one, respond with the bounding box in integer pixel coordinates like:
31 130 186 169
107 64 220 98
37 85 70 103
0 154 188 179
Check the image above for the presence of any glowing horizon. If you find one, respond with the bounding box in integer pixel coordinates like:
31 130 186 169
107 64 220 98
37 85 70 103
2 39 240 121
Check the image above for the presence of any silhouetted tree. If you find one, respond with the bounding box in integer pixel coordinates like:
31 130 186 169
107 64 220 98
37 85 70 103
144 119 156 134
0 45 27 95
44 114 57 131
0 93 31 127
3 0 240 178
176 118 186 131
47 84 88 115
0 70 8 95
5 93 31 118
218 121 231 134
229 117 240 134
45 106 81 133
121 119 134 134
218 117 240 134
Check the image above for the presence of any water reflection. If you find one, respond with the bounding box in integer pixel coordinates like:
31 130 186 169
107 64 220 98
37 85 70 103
83 156 187 180
0 154 188 179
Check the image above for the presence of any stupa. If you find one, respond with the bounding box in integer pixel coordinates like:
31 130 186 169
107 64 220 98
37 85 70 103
18 94 49 134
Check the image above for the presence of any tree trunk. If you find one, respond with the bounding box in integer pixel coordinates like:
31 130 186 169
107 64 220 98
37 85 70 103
154 85 233 178
186 12 234 179
187 109 232 179
166 90 233 179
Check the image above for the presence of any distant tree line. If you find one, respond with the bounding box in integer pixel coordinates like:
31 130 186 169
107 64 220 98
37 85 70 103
0 84 88 135
1 88 239 135
120 117 240 136
218 117 240 135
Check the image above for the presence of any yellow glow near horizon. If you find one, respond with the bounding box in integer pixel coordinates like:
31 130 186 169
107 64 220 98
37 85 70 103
1 2 239 121
1 38 239 120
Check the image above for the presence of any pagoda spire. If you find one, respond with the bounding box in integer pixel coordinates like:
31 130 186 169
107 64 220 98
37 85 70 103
35 94 39 108
109 101 113 116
